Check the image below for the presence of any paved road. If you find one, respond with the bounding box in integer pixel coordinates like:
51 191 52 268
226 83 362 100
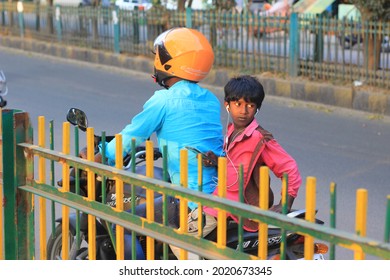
1 46 389 260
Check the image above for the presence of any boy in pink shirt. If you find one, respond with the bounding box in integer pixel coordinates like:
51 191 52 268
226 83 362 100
195 75 301 232
171 75 302 258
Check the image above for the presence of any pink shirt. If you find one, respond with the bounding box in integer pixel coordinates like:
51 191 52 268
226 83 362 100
203 119 301 219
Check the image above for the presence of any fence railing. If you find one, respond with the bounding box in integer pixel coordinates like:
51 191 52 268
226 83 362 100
1 3 390 89
1 109 390 260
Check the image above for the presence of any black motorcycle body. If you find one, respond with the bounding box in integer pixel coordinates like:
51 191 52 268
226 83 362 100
152 209 326 260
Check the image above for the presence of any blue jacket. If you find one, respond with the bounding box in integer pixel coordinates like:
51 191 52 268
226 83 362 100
103 80 224 209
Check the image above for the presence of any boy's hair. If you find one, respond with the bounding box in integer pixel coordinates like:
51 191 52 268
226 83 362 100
224 75 265 109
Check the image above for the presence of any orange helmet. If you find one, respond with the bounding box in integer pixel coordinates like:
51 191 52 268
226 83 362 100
152 27 214 87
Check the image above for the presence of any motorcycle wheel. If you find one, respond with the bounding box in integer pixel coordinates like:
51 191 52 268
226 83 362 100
46 224 75 260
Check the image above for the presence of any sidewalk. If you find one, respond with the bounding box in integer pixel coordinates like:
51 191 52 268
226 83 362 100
1 36 389 116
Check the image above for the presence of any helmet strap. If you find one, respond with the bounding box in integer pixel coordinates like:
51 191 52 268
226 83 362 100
153 69 172 89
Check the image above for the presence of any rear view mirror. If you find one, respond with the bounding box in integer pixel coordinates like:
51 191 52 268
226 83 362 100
0 70 8 97
66 108 88 131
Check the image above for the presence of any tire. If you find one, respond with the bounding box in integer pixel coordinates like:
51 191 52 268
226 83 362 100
46 224 75 260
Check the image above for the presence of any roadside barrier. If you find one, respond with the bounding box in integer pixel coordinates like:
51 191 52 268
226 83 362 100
1 109 389 260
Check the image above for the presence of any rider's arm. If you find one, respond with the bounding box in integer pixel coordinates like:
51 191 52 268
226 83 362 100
103 91 166 166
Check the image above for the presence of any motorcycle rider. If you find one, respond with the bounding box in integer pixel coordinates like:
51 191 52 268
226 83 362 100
94 27 224 259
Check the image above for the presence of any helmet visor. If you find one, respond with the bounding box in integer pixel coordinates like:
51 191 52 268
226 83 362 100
153 29 173 65
153 29 171 52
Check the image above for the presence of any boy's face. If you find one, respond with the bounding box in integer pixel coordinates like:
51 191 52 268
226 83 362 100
225 98 257 130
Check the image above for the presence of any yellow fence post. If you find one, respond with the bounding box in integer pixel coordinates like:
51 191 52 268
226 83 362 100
115 134 124 260
217 157 227 248
146 140 155 260
61 121 70 260
355 188 368 260
178 148 188 260
280 174 288 260
0 108 2 260
38 116 47 259
304 176 316 260
258 166 269 259
197 155 203 239
87 127 96 260
0 198 1 260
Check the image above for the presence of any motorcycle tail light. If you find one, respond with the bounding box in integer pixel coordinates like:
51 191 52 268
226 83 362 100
292 235 328 254
314 243 329 254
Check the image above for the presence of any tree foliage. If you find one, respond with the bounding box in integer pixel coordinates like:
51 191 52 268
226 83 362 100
345 0 390 21
169 0 238 11
344 0 390 70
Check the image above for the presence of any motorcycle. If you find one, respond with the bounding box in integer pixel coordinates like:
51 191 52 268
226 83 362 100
47 108 328 260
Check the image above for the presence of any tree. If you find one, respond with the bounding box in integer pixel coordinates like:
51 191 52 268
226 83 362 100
177 0 186 11
346 0 390 70
347 0 390 21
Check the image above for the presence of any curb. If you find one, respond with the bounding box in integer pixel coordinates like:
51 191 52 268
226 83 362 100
1 36 389 116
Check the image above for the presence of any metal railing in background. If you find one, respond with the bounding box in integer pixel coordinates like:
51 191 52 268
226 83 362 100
1 109 390 260
1 3 390 90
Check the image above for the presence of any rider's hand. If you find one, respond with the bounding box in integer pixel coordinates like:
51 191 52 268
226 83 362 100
200 151 218 167
269 195 295 213
79 148 103 163
79 147 88 159
94 152 103 163
269 203 283 213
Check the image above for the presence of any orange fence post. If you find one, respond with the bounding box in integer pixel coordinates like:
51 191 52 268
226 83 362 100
115 134 124 260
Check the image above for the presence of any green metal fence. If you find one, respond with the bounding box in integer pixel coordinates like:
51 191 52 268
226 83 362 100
1 108 390 260
1 3 390 89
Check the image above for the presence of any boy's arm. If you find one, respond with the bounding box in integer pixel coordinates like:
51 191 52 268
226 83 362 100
261 139 302 212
